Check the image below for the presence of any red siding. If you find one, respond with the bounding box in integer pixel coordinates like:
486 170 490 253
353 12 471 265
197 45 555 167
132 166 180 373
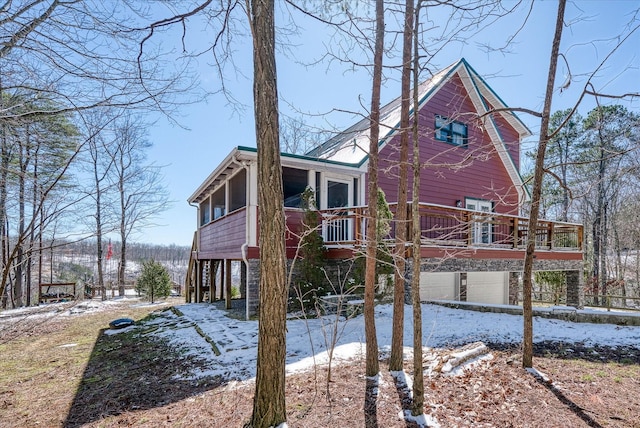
198 207 310 260
484 98 521 170
377 74 520 215
284 209 305 249
198 208 247 259
255 207 306 251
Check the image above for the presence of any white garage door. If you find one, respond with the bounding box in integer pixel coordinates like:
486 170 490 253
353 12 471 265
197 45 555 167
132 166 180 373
467 272 507 305
420 272 456 301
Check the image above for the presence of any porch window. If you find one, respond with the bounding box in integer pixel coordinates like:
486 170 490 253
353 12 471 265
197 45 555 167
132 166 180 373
228 169 247 212
200 198 210 225
435 115 467 147
212 187 225 220
283 167 308 208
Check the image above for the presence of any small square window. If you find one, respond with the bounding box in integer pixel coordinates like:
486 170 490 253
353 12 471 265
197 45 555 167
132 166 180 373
435 115 467 147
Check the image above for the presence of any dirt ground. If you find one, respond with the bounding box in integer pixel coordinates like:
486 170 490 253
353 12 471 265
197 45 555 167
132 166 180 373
1 301 639 428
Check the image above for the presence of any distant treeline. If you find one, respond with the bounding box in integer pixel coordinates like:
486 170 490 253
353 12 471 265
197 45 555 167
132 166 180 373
47 239 191 265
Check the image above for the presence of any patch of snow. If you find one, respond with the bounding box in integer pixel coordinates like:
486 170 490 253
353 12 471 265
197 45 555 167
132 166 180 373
526 367 551 383
4 297 640 427
118 302 640 386
402 410 441 428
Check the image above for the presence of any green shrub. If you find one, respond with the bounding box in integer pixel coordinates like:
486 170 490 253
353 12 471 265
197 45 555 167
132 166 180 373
291 187 328 312
136 260 172 303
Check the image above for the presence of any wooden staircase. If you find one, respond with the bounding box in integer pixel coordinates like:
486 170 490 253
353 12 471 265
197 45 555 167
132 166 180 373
185 233 221 303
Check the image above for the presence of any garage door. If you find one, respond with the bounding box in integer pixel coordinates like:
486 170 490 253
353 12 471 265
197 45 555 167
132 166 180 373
420 272 456 301
466 272 507 305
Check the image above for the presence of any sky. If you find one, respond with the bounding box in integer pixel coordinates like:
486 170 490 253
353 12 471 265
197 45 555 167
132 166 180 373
140 1 640 246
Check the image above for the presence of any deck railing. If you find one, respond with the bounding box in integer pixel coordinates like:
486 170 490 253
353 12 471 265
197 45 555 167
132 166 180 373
317 202 583 252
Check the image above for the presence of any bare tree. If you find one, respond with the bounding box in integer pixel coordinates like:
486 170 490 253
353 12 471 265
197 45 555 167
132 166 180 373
105 113 169 296
247 0 288 426
409 0 425 417
364 0 384 382
0 1 193 122
77 109 120 300
522 0 566 368
389 0 414 373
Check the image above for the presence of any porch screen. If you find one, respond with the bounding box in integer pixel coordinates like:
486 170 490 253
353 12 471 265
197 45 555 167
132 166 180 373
229 169 247 212
212 187 225 220
283 167 308 208
200 198 210 225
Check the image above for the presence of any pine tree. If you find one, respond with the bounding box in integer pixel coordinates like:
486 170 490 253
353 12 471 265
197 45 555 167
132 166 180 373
136 260 171 303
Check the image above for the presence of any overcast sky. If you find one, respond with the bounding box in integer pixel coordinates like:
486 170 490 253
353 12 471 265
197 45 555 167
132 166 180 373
140 1 639 246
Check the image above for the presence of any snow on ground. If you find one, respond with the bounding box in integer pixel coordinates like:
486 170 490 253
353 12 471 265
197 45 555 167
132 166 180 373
136 302 640 383
4 298 640 384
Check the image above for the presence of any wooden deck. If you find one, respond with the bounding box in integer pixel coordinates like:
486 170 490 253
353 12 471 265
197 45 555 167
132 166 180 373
315 202 583 254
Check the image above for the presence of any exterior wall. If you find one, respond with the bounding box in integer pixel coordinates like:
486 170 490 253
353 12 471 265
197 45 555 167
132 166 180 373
284 208 305 250
243 255 583 317
417 256 583 274
198 208 247 260
483 99 521 171
377 74 519 215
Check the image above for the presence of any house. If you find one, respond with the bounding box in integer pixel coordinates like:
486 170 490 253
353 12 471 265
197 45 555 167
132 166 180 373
186 59 584 319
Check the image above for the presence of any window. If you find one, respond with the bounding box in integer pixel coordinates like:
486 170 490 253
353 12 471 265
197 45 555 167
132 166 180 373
211 187 226 220
200 198 210 225
435 115 467 146
327 180 349 208
283 167 308 208
466 198 492 244
228 169 247 212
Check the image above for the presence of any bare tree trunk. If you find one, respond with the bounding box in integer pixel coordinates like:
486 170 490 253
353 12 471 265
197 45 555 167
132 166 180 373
389 0 414 372
364 0 384 379
0 131 8 309
14 133 28 308
601 202 608 299
522 0 566 368
410 1 423 414
248 0 287 426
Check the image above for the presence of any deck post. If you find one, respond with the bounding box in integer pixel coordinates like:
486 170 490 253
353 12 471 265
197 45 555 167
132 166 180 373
217 260 222 301
225 259 232 309
211 260 217 302
196 260 202 303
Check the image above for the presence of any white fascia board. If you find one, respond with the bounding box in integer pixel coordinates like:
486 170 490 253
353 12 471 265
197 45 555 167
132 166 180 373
187 147 256 203
281 155 364 177
457 65 528 204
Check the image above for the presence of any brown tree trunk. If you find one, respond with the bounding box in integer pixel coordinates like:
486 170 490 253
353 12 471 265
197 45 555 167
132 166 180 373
248 0 287 427
389 0 414 372
522 0 566 368
410 3 423 414
364 0 385 379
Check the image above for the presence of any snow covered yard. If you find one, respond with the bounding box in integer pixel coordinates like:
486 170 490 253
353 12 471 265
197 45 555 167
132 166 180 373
124 301 640 384
2 298 640 427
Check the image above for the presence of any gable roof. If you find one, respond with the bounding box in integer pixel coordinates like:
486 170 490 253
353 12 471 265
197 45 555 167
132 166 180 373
305 58 531 201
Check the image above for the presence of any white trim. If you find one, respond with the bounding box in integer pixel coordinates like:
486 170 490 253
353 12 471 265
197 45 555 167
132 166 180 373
457 65 528 203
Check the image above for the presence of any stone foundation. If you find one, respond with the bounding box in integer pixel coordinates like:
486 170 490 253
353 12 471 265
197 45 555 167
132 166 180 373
241 256 584 318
